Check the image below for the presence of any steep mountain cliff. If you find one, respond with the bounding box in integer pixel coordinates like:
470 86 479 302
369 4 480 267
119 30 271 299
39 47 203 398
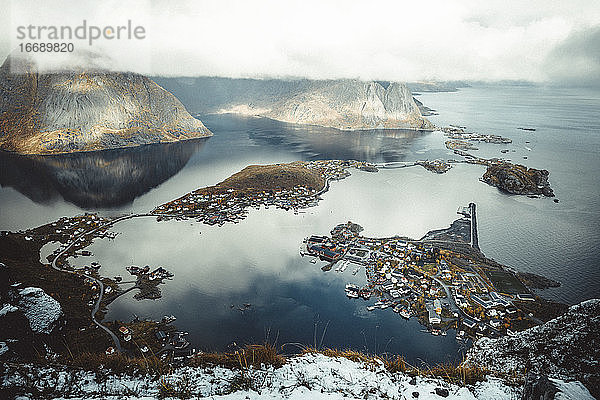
0 55 212 155
217 79 433 131
265 80 432 130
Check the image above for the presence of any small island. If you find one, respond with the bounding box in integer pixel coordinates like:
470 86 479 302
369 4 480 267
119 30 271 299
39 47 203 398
482 163 554 197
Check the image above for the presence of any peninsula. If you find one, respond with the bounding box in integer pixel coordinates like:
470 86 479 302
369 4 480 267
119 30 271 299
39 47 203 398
302 205 565 341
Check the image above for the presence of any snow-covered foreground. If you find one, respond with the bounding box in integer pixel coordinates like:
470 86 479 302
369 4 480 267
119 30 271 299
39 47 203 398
2 353 594 399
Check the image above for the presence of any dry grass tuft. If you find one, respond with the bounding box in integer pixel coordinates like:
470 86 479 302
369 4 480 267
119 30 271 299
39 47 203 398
190 343 286 370
302 347 376 365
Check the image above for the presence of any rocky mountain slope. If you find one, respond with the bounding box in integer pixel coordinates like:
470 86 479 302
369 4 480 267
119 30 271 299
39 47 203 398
154 77 433 131
0 55 212 155
221 80 433 131
261 80 433 131
466 299 600 397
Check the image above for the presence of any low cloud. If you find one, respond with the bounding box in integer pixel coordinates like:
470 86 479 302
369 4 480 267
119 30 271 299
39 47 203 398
2 0 600 84
543 25 600 87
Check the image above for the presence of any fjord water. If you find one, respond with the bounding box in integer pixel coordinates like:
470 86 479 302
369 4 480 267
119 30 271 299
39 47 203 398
1 84 599 363
417 85 600 306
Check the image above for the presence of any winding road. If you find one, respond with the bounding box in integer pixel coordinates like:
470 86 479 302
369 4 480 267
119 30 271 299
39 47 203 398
49 213 154 353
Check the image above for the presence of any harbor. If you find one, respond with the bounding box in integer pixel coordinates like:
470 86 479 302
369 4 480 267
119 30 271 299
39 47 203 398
302 204 558 340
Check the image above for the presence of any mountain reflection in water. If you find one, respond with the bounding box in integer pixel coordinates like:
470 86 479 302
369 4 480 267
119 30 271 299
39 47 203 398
0 138 208 208
0 114 435 211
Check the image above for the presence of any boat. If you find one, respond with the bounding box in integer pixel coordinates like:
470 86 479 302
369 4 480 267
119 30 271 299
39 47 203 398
431 329 441 336
359 289 371 300
399 309 411 319
345 283 359 291
346 290 359 298
366 306 376 311
299 244 307 256
336 260 349 272
340 260 349 272
310 258 317 264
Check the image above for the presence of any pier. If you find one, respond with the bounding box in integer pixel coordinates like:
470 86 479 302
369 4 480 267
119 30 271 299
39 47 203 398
470 202 479 250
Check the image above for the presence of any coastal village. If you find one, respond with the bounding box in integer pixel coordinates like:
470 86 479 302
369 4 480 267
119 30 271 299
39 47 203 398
301 204 545 341
152 160 374 224
0 154 558 362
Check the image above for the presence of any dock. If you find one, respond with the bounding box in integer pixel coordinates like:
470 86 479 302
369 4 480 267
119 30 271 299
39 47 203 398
470 202 480 250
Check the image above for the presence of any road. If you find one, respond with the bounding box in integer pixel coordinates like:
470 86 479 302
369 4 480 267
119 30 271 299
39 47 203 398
49 213 153 353
432 273 465 318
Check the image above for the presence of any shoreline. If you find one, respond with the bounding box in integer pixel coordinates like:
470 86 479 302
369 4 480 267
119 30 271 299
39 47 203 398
0 159 567 366
303 205 565 342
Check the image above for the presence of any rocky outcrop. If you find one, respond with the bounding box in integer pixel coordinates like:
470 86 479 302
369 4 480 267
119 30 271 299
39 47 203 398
413 97 437 116
482 162 554 197
16 287 63 334
466 299 600 398
0 55 212 155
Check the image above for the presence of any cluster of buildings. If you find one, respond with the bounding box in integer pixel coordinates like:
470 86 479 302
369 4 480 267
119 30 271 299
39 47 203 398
416 159 452 174
440 126 512 145
153 160 376 226
45 214 108 247
304 217 535 339
154 185 320 225
126 265 173 281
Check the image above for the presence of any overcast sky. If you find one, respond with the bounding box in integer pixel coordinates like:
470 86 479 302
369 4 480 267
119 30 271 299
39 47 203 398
2 0 599 85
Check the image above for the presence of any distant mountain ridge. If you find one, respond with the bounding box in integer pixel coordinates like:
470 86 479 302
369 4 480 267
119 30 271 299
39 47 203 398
0 55 212 155
154 77 433 131
261 80 433 131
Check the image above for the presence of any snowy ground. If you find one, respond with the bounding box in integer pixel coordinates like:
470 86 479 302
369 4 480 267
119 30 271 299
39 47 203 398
16 287 63 334
3 352 593 400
